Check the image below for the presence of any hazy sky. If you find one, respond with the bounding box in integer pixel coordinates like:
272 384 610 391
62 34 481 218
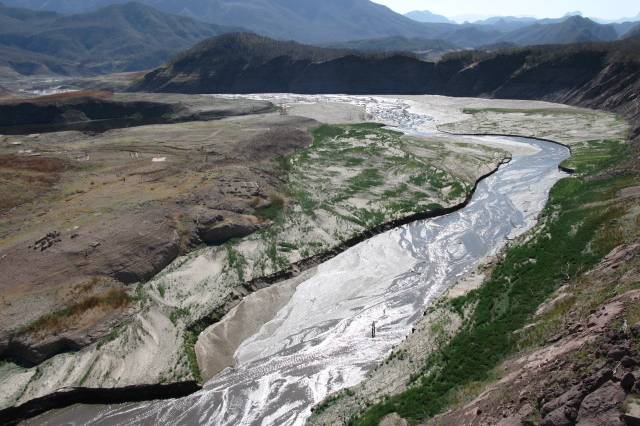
371 0 639 21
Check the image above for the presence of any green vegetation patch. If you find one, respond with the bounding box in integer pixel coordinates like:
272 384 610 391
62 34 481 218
352 137 637 425
183 326 204 383
561 139 630 175
211 123 497 296
283 123 470 226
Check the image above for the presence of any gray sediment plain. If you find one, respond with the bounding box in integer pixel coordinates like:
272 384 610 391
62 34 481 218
2 95 628 425
17 95 629 426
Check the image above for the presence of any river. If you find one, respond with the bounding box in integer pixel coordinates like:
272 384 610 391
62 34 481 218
28 96 569 426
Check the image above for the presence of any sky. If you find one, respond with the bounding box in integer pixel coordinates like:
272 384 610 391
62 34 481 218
371 0 639 21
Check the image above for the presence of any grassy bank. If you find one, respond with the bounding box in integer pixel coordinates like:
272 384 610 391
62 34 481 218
351 136 637 425
175 123 503 384
208 122 503 287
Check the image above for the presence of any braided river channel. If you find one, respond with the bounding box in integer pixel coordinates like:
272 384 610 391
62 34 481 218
31 96 570 426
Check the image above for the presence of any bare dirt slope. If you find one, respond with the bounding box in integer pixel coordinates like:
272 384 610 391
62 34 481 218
0 93 309 367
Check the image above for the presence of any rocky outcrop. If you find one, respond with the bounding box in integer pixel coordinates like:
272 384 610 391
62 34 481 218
418 243 640 426
624 395 640 426
575 380 626 425
197 213 264 246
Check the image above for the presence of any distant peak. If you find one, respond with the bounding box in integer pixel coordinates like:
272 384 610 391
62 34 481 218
564 15 592 23
404 10 453 24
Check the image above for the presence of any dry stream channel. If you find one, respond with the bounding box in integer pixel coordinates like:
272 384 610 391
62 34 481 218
30 96 570 426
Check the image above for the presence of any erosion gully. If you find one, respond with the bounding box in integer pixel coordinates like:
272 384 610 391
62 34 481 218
28 96 570 426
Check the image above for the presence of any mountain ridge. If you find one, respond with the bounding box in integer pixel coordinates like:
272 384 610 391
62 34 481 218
404 10 453 24
132 32 640 140
2 0 628 47
498 15 618 45
0 1 236 75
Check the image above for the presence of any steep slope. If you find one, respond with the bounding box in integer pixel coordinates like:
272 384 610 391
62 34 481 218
627 23 640 38
404 10 453 24
131 33 430 93
612 21 640 37
500 16 618 45
0 2 235 75
0 2 59 33
133 33 640 139
325 36 458 60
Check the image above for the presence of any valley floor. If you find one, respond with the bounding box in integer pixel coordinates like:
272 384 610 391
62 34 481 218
1 94 635 426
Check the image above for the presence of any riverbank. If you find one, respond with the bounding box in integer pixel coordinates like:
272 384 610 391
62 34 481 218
310 101 637 426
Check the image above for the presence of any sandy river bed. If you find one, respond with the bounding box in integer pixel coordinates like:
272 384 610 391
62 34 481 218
27 95 569 426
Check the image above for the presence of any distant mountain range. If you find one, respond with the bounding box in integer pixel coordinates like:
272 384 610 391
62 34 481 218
0 0 456 44
0 2 234 75
4 0 638 46
594 13 640 24
0 0 638 77
404 10 453 24
498 16 618 45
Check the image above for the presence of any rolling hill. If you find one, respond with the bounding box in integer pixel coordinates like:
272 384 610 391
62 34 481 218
404 10 453 24
499 15 619 45
325 36 458 60
0 2 236 75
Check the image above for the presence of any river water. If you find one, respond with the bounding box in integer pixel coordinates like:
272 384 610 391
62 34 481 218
30 96 569 426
